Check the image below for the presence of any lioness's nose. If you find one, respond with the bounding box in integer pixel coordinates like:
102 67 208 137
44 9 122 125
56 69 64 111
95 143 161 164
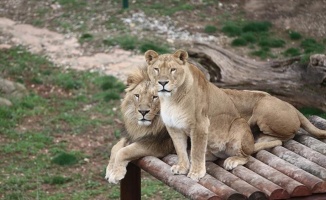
158 81 169 87
138 110 150 116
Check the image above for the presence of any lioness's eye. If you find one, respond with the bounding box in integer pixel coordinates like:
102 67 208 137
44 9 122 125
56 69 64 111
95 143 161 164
134 94 139 99
171 68 176 72
153 95 158 100
154 68 159 72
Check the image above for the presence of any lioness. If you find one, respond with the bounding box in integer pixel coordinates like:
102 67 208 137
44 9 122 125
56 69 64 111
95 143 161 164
105 66 174 184
222 89 326 151
145 49 254 181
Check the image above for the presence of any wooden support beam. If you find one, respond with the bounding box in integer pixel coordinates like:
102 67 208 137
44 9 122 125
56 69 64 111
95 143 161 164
121 163 141 200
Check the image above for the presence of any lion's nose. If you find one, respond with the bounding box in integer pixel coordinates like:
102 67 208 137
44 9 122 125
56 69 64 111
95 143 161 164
158 81 169 87
138 110 150 116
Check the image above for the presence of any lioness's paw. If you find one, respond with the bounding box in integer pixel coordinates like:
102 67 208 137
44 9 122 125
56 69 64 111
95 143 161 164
223 157 245 170
171 165 188 175
108 168 127 184
187 170 205 182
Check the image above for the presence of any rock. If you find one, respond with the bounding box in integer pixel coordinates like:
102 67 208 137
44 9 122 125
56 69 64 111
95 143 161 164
0 97 12 107
0 77 28 99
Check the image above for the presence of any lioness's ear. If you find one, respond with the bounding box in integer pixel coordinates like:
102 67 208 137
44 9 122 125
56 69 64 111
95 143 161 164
144 50 159 65
173 49 188 64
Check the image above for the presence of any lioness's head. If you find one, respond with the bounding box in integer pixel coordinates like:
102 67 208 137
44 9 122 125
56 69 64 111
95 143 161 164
145 49 189 97
122 66 160 127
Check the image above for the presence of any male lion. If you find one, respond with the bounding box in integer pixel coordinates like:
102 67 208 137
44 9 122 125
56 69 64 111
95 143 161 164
105 66 174 184
222 89 326 151
145 49 254 181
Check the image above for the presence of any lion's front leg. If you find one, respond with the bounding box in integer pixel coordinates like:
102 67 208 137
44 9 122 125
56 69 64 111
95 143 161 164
109 141 162 184
188 117 209 181
167 127 190 175
105 138 128 181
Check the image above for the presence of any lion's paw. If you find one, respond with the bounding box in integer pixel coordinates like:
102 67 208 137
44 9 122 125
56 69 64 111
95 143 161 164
187 170 205 182
171 164 188 175
105 165 113 181
108 167 127 184
223 157 245 170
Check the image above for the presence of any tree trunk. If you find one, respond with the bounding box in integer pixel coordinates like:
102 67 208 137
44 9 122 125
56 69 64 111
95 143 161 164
188 42 326 112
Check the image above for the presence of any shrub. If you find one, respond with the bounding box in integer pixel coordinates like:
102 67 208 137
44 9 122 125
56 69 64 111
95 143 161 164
221 23 242 37
283 48 301 57
300 38 325 53
288 31 302 40
242 21 272 33
204 25 217 34
231 38 247 46
139 42 170 54
241 32 257 43
258 37 285 48
52 152 78 166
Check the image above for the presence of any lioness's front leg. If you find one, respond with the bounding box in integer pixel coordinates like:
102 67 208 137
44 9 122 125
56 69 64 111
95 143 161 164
167 127 190 175
105 138 128 181
188 117 209 181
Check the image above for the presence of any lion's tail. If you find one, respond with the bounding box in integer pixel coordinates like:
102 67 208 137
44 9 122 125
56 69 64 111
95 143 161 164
297 110 326 138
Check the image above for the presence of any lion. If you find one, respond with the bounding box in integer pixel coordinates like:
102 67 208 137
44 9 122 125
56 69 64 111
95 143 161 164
145 49 255 181
105 66 174 184
222 89 326 152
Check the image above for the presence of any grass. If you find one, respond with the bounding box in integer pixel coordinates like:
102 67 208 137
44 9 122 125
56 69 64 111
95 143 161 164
204 25 218 34
289 31 302 40
220 19 326 60
103 35 171 54
0 46 186 200
283 48 301 57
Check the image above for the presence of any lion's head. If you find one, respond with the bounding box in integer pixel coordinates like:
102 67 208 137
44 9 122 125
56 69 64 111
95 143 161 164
121 66 165 139
145 49 190 97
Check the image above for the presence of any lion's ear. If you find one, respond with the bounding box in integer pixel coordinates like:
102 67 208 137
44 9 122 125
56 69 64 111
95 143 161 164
173 49 188 64
145 50 159 65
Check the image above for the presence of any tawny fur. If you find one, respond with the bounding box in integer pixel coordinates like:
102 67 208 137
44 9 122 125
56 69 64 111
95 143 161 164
223 89 326 152
145 49 254 181
105 66 174 184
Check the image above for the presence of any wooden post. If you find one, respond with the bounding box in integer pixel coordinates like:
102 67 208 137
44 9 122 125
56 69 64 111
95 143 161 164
120 163 141 200
122 0 128 9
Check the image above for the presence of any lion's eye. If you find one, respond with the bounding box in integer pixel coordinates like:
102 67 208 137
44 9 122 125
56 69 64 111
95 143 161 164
152 95 158 100
171 68 176 72
154 68 159 72
134 94 139 99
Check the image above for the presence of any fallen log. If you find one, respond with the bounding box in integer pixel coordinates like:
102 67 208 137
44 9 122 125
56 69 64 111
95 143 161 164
188 43 326 111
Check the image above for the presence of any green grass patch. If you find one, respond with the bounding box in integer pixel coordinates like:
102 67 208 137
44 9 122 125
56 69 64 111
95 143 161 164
258 37 285 48
231 38 247 46
251 47 276 59
241 32 257 43
300 38 325 54
299 107 326 118
242 21 272 33
283 48 301 57
221 22 242 37
288 31 302 40
52 152 78 166
44 175 72 185
204 25 217 34
79 33 94 43
103 35 171 54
